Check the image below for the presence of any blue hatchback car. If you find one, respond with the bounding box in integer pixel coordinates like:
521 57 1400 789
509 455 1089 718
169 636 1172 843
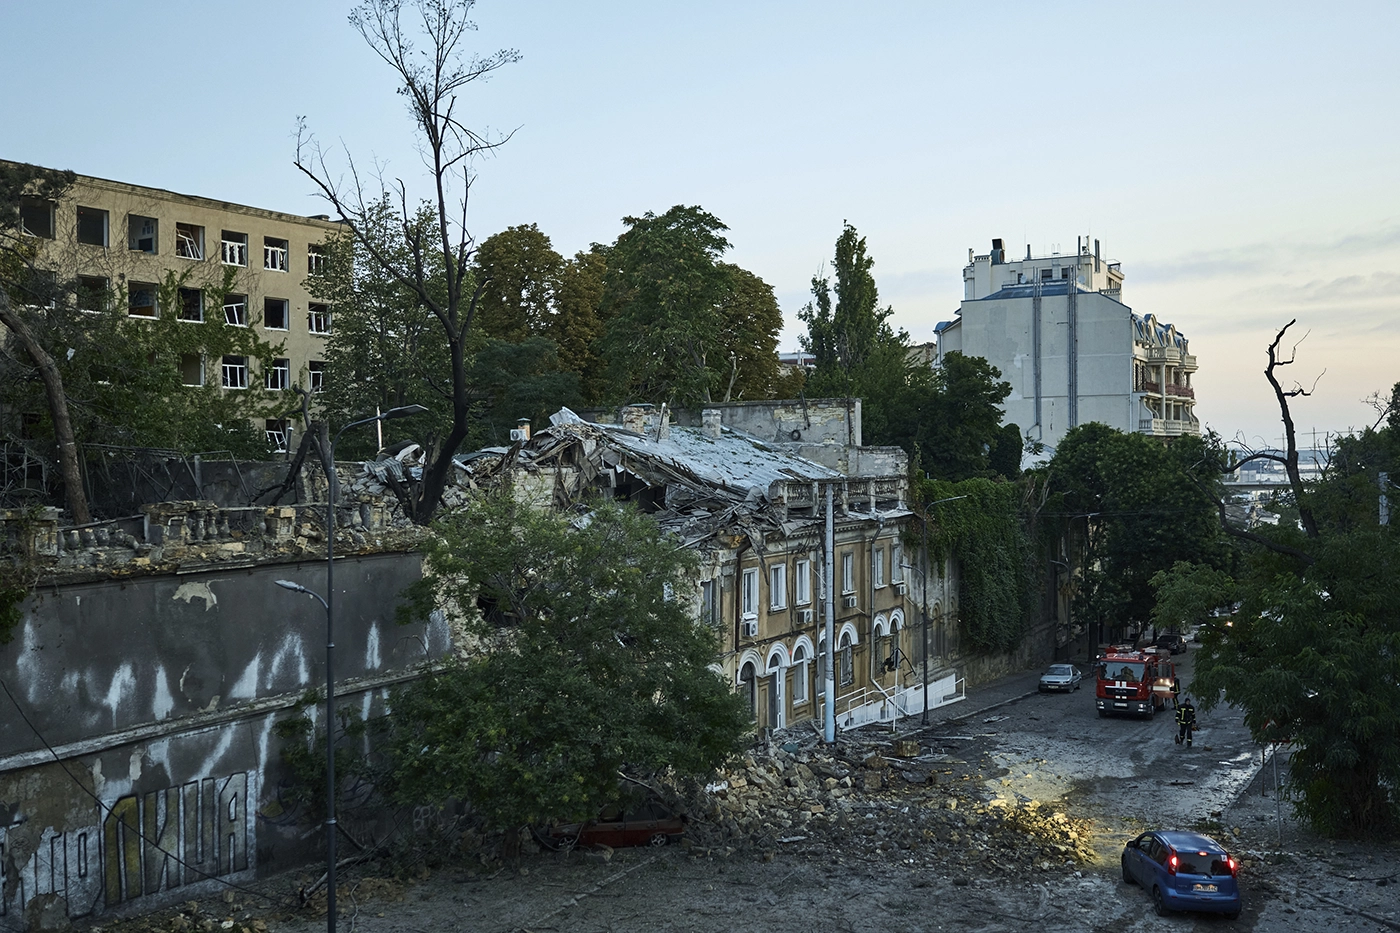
1121 830 1241 919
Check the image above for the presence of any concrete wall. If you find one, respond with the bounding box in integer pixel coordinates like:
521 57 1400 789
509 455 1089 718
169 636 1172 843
0 552 446 928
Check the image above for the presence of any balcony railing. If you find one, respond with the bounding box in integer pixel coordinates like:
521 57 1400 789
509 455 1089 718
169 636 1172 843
1166 384 1195 398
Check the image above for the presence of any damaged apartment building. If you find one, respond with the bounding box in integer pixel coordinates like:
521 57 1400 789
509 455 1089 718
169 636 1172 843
457 399 966 734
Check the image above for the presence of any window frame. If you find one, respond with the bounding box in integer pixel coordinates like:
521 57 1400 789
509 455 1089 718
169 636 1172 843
19 198 55 239
795 559 811 606
741 567 759 620
128 214 158 254
179 354 205 387
265 358 291 391
307 303 331 335
265 419 289 453
77 275 109 313
263 297 289 331
841 552 855 594
175 222 204 260
769 563 787 611
308 360 326 393
127 282 158 319
221 355 249 390
76 206 108 247
224 294 248 327
263 236 289 272
307 243 326 275
791 645 808 704
874 545 886 588
839 631 854 686
221 231 248 266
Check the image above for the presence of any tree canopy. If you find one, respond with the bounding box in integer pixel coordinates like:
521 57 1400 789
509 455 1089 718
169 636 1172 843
387 496 749 837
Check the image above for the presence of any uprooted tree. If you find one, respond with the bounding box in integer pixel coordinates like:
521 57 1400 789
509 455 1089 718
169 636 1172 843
1160 320 1400 838
294 0 519 524
386 495 750 852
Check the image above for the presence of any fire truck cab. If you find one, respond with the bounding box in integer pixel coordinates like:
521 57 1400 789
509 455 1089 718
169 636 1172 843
1095 645 1176 718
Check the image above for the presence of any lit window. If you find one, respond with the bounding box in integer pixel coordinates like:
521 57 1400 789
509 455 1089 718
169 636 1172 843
795 559 811 605
308 360 326 393
770 564 787 611
741 567 758 619
178 287 203 322
265 358 290 391
264 237 289 272
175 223 204 260
19 198 54 238
263 297 288 330
128 215 158 253
221 231 248 266
224 295 247 326
841 552 855 594
221 356 248 389
76 206 108 246
307 243 326 275
128 283 158 318
307 303 331 334
179 354 204 387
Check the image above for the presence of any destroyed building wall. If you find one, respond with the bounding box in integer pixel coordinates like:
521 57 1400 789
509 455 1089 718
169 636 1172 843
0 551 447 927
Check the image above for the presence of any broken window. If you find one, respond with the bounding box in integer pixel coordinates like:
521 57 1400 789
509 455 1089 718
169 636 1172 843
264 358 290 391
180 354 204 387
265 419 289 452
769 563 787 611
263 297 288 330
128 282 158 318
741 568 758 619
128 215 158 253
308 360 326 393
221 356 248 389
76 206 108 246
307 243 326 275
221 231 248 266
795 559 811 605
19 198 54 238
178 287 203 322
841 552 855 594
224 294 247 326
77 275 109 312
263 237 288 272
175 223 204 260
307 303 331 334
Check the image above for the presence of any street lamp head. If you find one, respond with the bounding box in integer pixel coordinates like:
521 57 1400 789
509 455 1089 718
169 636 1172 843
381 404 428 420
274 579 305 594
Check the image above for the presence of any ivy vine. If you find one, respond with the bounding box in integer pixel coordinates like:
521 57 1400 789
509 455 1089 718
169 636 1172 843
914 476 1032 653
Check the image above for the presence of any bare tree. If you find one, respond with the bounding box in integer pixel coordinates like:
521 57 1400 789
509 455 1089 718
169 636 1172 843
294 0 519 524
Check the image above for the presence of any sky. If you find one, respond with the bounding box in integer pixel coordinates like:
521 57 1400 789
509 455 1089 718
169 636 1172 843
3 1 1398 448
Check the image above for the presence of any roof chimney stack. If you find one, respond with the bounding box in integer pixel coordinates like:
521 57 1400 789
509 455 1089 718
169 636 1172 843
701 409 722 439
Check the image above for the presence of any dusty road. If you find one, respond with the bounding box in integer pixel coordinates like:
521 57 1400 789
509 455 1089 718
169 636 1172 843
105 654 1400 933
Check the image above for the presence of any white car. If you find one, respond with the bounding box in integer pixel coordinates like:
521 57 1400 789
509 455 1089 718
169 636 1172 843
1038 664 1083 692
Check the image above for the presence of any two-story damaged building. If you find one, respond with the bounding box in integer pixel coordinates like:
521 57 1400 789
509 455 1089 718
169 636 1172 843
459 400 965 733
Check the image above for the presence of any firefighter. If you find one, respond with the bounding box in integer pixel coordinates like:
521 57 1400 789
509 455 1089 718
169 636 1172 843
1175 696 1197 747
1172 675 1182 709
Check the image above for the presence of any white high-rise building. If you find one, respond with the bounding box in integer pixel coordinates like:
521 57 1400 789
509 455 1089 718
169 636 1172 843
935 237 1199 456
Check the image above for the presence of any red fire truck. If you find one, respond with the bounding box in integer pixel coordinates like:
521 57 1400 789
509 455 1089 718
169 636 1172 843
1094 645 1176 718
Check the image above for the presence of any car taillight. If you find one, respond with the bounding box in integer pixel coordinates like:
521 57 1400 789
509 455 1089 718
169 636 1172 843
1227 856 1238 877
1168 854 1178 875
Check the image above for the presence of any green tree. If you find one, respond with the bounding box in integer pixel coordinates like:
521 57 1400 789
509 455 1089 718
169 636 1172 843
1046 424 1228 644
473 223 564 343
599 206 781 406
389 496 749 845
552 247 607 402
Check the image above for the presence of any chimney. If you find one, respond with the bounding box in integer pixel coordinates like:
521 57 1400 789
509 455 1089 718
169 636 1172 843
701 409 722 439
620 405 647 434
1026 244 1032 260
990 238 1004 264
516 418 531 441
1094 239 1101 273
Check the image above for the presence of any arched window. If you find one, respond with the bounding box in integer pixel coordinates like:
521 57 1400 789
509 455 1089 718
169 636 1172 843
791 643 808 704
739 660 757 717
839 631 854 686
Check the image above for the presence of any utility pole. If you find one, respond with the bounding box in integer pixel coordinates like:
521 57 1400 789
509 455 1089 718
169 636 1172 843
823 482 837 743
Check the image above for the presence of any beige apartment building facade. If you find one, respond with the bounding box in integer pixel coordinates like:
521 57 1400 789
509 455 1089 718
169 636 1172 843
7 161 341 451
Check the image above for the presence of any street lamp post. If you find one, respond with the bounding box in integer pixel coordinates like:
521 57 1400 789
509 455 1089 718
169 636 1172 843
274 403 426 933
914 495 968 726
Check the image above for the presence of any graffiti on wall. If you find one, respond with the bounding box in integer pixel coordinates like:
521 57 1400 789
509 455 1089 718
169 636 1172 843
0 771 252 921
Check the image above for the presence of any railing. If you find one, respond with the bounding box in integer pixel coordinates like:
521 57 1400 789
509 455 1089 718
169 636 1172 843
1165 385 1195 398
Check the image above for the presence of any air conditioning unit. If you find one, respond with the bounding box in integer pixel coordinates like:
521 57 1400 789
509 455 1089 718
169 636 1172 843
843 594 858 609
894 581 907 595
798 608 814 624
742 619 758 638
509 428 528 442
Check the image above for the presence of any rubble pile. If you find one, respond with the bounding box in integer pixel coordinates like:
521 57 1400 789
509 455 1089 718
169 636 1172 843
678 733 1098 873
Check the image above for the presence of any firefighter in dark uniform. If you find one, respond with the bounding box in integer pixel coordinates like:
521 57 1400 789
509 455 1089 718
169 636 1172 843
1172 675 1182 709
1175 696 1197 747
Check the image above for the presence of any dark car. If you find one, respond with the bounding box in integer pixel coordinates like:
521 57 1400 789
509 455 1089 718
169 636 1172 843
1038 664 1082 692
1155 633 1188 654
548 802 686 850
1121 830 1241 918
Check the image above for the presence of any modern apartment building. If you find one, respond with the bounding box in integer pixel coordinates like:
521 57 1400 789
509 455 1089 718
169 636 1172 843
935 237 1199 456
5 160 341 450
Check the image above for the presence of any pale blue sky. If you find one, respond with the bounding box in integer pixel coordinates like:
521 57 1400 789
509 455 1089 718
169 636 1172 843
4 1 1398 445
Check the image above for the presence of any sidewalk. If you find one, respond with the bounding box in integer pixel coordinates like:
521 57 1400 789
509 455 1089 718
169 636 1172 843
892 663 1047 736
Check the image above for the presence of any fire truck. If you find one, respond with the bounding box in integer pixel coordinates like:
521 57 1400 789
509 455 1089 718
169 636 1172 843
1094 645 1176 718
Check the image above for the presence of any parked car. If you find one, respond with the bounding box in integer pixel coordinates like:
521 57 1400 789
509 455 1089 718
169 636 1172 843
1037 664 1082 692
547 802 686 850
1121 830 1241 919
1155 633 1189 654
